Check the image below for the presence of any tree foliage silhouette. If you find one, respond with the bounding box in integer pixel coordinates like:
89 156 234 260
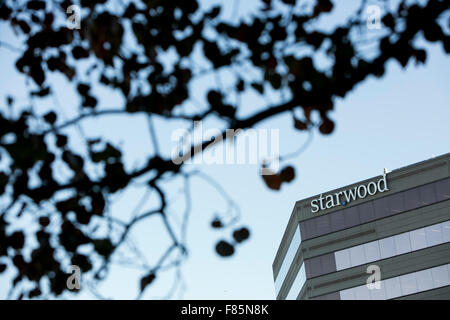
0 0 448 298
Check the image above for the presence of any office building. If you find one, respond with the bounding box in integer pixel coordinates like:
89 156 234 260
273 153 450 300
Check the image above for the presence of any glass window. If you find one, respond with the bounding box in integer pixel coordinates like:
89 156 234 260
354 285 371 300
416 269 434 292
358 201 375 224
385 276 402 299
340 288 355 300
315 214 331 236
419 184 437 205
335 249 351 270
307 257 323 278
349 244 366 267
330 210 346 232
286 264 307 300
304 259 313 279
388 192 404 214
404 187 421 211
379 237 396 259
320 253 336 275
394 232 412 255
447 264 450 282
409 228 427 251
303 219 317 240
299 222 307 240
425 224 443 247
443 221 450 243
369 283 387 300
431 265 450 288
374 196 390 219
400 273 418 296
340 264 450 301
435 178 450 201
274 227 301 293
364 240 381 263
344 207 360 229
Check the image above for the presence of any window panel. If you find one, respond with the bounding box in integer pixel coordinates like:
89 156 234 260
330 210 346 232
385 277 402 299
330 221 450 276
379 237 396 259
388 192 404 214
335 249 351 270
340 264 450 301
354 285 371 300
340 288 355 300
286 264 306 300
431 265 450 288
363 241 381 263
409 228 427 251
404 187 421 211
349 244 366 267
308 256 323 279
315 214 331 236
419 184 437 205
344 207 360 229
369 283 387 300
443 221 450 243
374 196 390 219
416 269 434 292
299 222 308 240
447 264 450 282
321 253 336 275
304 259 313 279
358 201 375 224
274 227 301 293
435 178 450 201
303 219 317 240
425 224 443 247
400 273 418 296
394 233 412 255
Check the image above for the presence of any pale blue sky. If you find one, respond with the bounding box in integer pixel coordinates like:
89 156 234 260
0 0 449 299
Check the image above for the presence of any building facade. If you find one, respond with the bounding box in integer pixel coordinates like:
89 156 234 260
273 153 450 300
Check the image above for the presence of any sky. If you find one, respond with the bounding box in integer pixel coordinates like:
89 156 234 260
0 0 449 300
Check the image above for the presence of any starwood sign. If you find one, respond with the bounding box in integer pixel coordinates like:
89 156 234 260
311 172 389 213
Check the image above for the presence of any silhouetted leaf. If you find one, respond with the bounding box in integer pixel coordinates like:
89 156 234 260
215 240 235 257
319 117 335 135
38 216 50 227
280 166 295 183
93 238 115 258
211 218 223 229
294 118 308 131
232 227 250 243
9 231 25 250
43 111 57 125
262 172 282 190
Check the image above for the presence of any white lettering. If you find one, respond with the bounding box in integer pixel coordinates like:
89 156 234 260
367 181 377 195
311 171 389 213
311 200 319 213
357 185 368 199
